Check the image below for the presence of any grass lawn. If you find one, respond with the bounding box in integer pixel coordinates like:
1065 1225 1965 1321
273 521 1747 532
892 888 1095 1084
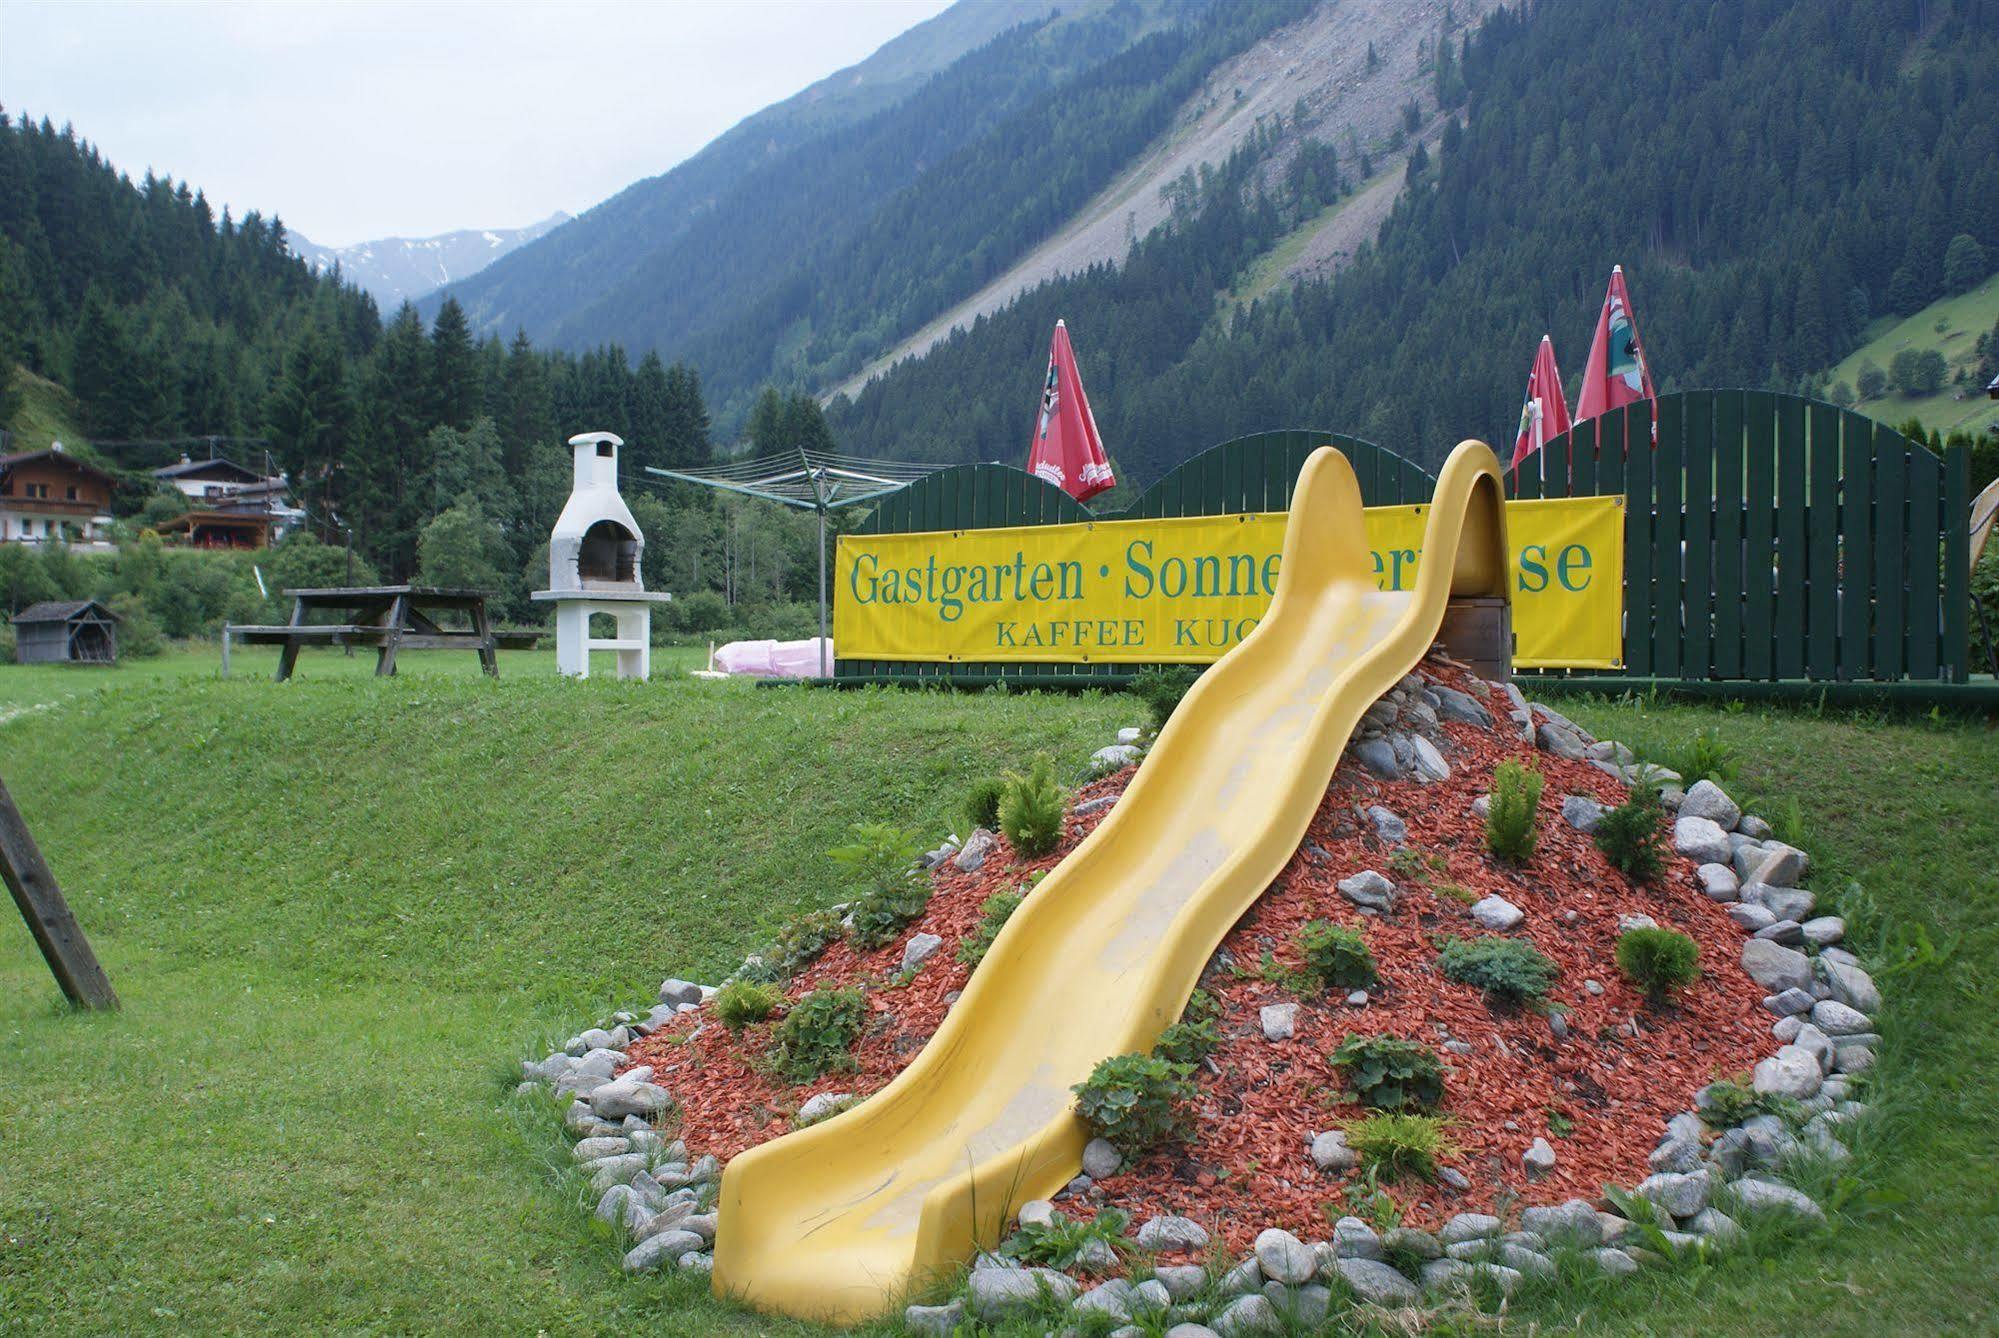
1823 269 1999 438
0 648 1993 1334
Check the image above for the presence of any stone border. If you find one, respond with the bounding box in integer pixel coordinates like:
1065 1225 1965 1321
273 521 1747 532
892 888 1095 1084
513 674 1881 1333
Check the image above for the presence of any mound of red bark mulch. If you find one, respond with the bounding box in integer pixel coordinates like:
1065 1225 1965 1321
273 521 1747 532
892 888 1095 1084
622 659 1768 1251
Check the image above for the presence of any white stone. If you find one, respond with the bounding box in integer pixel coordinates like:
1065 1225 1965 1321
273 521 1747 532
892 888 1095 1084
1259 1003 1297 1041
1678 780 1741 830
1673 815 1733 864
1523 1137 1556 1178
1470 895 1524 931
900 932 944 974
1696 863 1741 901
1752 1046 1823 1100
1310 1129 1358 1172
1253 1228 1316 1285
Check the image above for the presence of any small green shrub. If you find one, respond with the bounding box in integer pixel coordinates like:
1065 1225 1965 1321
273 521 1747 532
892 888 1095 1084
1128 666 1202 732
1616 926 1702 1000
1698 1076 1801 1129
1001 1207 1135 1270
1345 1113 1461 1181
956 888 1025 966
1072 1053 1196 1155
1296 921 1378 992
1484 759 1545 863
1329 1034 1445 1111
1673 727 1738 785
962 776 1006 833
1436 936 1558 1005
748 907 847 980
831 823 929 949
768 987 868 1083
714 979 784 1031
1154 1015 1221 1066
998 754 1066 857
1594 793 1666 882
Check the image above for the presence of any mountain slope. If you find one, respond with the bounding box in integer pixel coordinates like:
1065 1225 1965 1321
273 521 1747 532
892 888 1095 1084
290 213 569 308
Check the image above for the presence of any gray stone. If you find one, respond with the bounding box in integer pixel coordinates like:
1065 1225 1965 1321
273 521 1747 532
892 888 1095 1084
1129 1278 1172 1313
797 1091 855 1124
1801 916 1845 947
1521 1199 1602 1247
1688 1207 1745 1246
1365 805 1407 844
1732 842 1770 881
1619 912 1659 933
1667 1110 1706 1142
657 978 704 1008
1419 1258 1470 1291
1439 1167 1471 1190
1434 686 1492 726
1470 895 1524 931
1561 795 1609 833
1753 920 1806 946
1537 722 1589 759
1217 1257 1262 1295
1076 1237 1118 1271
594 1183 636 1227
1464 1262 1524 1295
1092 743 1142 770
1764 987 1816 1016
1753 1046 1823 1100
587 1155 649 1193
589 1080 673 1121
622 1229 703 1273
1740 939 1813 993
1259 1003 1297 1042
1333 1256 1419 1304
1496 1244 1556 1279
1823 959 1881 1015
1261 1281 1329 1326
1408 733 1451 782
1833 1038 1877 1073
1153 1265 1208 1301
1751 844 1808 887
1724 1178 1825 1223
966 1267 1078 1319
577 1027 618 1052
1649 1137 1703 1174
1016 1199 1058 1231
1727 902 1779 932
1337 870 1398 912
1696 863 1741 900
1073 1280 1135 1321
1330 1216 1383 1261
1309 1129 1358 1173
1135 1215 1209 1252
1636 1168 1711 1218
1166 1328 1223 1338
903 1301 966 1335
1444 1240 1496 1262
1523 1137 1556 1178
1381 1227 1442 1260
1213 1294 1282 1337
679 1212 718 1243
1440 1213 1502 1245
1810 999 1871 1036
1471 794 1492 820
1353 738 1402 780
636 1201 695 1239
572 1135 630 1163
1253 1228 1316 1285
1082 1138 1122 1179
900 932 944 974
1117 726 1143 745
955 828 998 873
1592 1247 1640 1276
1744 883 1815 922
1673 815 1733 864
1772 1015 1804 1043
1795 1021 1837 1071
1074 794 1117 816
1736 813 1773 838
1678 780 1742 830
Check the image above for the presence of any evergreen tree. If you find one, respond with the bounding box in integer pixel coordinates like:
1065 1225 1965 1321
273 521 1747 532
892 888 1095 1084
428 297 479 429
1943 233 1988 293
261 323 354 525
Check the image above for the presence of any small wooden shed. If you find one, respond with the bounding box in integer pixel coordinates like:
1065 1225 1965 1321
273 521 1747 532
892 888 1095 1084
11 600 119 665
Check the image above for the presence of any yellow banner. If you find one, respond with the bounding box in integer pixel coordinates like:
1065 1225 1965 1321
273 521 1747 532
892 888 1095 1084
835 496 1624 669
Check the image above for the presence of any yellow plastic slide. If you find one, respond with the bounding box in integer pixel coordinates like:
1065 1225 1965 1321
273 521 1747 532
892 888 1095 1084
714 441 1510 1321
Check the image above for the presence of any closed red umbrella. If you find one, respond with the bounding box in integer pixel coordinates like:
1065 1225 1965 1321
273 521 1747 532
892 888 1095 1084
1511 334 1574 467
1575 265 1657 424
1027 320 1115 503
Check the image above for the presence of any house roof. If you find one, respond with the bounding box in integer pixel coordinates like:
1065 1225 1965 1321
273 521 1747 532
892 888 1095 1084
0 448 119 487
153 456 262 483
11 599 119 625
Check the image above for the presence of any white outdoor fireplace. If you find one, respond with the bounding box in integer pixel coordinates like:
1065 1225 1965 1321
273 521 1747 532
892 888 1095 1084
531 431 671 679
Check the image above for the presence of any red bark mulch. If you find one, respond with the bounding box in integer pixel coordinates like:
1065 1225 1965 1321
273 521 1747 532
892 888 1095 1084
622 659 1767 1251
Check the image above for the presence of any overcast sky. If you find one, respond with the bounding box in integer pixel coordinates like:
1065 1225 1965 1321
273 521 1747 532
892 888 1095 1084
1 0 953 247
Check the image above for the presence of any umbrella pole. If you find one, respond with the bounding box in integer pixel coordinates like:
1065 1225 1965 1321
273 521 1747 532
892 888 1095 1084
817 500 829 679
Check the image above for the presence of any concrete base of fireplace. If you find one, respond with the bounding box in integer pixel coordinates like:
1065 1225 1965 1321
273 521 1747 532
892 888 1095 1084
531 588 673 680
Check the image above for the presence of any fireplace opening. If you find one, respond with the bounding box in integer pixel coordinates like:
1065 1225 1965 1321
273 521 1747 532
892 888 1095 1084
577 519 638 585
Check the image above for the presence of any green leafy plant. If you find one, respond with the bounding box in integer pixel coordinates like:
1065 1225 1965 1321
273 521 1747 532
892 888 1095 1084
743 907 847 981
1345 1113 1461 1181
1071 1053 1196 1156
956 888 1025 966
1296 921 1378 992
767 987 868 1083
831 822 930 949
1697 1076 1802 1129
1674 726 1738 785
1616 926 1702 1001
1329 1034 1445 1111
1594 792 1667 882
1484 759 1545 863
962 776 1006 833
1154 1015 1221 1066
998 754 1066 857
1000 1207 1135 1270
1436 936 1558 1005
1128 666 1202 732
713 979 784 1031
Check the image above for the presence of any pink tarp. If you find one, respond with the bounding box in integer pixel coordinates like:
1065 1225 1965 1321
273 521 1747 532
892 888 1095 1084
712 637 834 679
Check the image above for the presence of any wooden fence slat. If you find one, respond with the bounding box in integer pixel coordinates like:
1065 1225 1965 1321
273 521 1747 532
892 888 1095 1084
1619 407 1651 675
1774 396 1808 679
1574 410 1601 499
1713 390 1744 678
1652 395 1684 678
1907 448 1941 680
1743 391 1776 679
1682 390 1714 678
1872 421 1906 681
1943 443 1970 682
1807 402 1840 678
1839 411 1874 681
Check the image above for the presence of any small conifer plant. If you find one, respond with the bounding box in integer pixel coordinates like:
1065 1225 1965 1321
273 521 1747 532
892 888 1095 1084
1484 759 1544 863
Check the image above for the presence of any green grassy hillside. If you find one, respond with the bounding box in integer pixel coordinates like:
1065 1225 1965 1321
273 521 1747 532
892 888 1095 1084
0 652 1993 1334
3 366 90 453
1826 272 1999 438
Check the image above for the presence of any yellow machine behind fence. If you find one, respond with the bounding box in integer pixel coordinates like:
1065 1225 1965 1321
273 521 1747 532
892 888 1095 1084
713 441 1511 1321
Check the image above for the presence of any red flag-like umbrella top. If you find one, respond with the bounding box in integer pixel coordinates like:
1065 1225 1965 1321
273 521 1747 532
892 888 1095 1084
1575 265 1657 424
1027 320 1115 503
1511 334 1574 468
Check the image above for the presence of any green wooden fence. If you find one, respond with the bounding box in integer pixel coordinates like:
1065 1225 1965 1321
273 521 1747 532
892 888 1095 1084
835 430 1427 682
1510 390 1970 684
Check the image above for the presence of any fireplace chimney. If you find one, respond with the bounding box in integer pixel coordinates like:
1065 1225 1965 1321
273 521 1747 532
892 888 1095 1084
531 431 672 679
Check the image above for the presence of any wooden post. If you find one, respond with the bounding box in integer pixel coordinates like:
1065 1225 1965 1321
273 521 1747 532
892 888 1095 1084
220 624 232 678
0 773 118 1010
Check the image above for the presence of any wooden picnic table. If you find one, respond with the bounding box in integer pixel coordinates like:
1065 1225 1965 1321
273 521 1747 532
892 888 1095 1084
226 586 539 681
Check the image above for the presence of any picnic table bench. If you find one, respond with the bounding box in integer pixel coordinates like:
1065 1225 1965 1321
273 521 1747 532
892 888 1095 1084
226 586 541 681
